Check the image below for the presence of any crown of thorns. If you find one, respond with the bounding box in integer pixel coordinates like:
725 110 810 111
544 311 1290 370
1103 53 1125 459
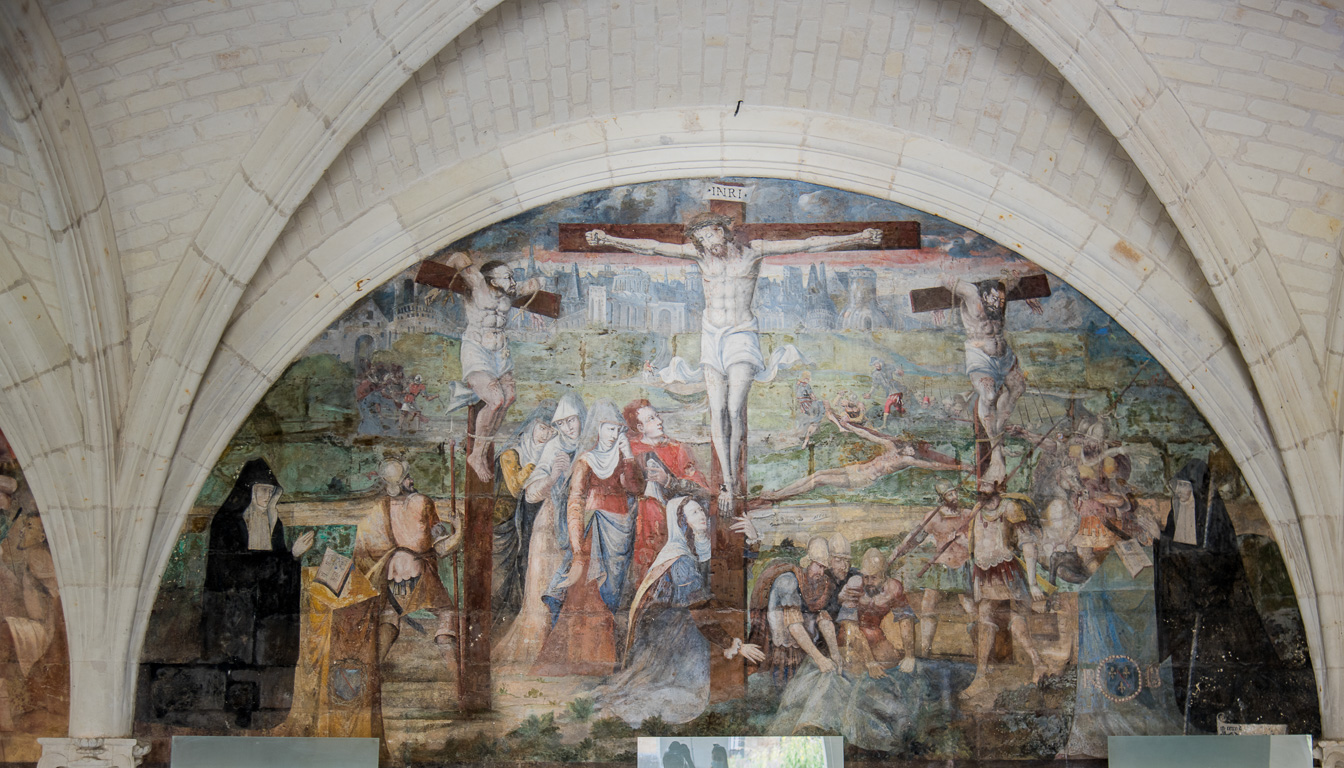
684 213 734 237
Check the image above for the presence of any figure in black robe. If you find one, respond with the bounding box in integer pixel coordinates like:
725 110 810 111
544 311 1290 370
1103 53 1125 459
201 458 305 725
1154 458 1318 734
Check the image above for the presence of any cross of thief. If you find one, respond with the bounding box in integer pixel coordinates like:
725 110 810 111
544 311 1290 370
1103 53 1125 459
413 255 562 482
411 257 562 711
909 271 1051 482
561 181 921 515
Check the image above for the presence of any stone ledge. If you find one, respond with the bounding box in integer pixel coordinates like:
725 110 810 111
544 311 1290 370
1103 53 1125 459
37 738 148 768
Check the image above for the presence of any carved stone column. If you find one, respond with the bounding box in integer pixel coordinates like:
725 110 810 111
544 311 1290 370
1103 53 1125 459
1320 740 1344 768
37 738 149 768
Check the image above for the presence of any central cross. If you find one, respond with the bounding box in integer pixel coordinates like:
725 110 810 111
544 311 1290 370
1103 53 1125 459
561 181 920 512
562 181 921 700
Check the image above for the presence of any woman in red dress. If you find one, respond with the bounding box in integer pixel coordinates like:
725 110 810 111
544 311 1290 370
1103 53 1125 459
531 401 641 677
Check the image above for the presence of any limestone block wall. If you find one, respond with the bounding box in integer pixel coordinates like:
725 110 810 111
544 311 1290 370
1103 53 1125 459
0 120 62 335
42 0 371 352
1108 0 1343 354
249 0 1218 325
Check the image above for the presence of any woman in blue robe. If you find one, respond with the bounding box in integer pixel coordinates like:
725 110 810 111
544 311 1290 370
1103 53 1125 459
595 495 762 725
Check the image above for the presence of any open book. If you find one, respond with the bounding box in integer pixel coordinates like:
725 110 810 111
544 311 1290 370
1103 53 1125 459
1113 539 1152 578
315 547 354 597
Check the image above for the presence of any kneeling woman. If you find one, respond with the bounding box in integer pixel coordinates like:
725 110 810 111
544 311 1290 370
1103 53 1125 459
596 495 763 725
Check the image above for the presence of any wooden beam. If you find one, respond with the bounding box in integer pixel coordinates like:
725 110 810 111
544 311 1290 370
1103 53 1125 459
414 261 563 319
557 221 920 253
708 196 747 224
909 273 1051 314
737 221 920 249
705 434 747 702
557 223 685 252
459 402 493 712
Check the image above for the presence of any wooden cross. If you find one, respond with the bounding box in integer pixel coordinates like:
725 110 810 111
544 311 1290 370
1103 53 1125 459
559 182 920 251
559 180 923 702
560 182 922 498
909 273 1051 477
409 260 561 712
908 273 1051 315
413 260 563 318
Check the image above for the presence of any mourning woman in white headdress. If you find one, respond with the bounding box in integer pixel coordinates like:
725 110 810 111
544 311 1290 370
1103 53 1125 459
494 392 585 665
531 399 642 676
491 400 557 626
595 494 762 725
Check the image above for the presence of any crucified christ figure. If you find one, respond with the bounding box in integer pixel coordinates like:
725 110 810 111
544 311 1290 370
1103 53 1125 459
748 401 964 507
587 214 882 513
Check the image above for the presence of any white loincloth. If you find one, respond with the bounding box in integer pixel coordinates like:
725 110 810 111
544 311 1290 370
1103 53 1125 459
6 616 49 677
964 345 1018 389
660 319 807 384
439 338 515 413
460 338 512 379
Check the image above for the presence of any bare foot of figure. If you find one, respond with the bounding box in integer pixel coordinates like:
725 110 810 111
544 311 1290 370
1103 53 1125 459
467 449 493 482
960 676 992 700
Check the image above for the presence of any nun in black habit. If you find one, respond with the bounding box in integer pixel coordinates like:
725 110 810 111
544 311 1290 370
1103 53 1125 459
1154 458 1318 735
201 458 313 717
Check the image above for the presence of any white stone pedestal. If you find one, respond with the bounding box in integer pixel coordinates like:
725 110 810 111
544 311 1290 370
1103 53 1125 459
36 738 149 768
1319 740 1344 768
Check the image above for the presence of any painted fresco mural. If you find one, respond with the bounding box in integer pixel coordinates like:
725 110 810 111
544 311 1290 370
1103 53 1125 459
0 430 70 763
135 179 1319 765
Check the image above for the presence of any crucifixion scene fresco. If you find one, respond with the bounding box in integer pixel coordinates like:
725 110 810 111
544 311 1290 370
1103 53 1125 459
135 178 1319 765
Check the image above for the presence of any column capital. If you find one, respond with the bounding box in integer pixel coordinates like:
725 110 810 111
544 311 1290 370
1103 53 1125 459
37 738 149 768
1319 740 1344 768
